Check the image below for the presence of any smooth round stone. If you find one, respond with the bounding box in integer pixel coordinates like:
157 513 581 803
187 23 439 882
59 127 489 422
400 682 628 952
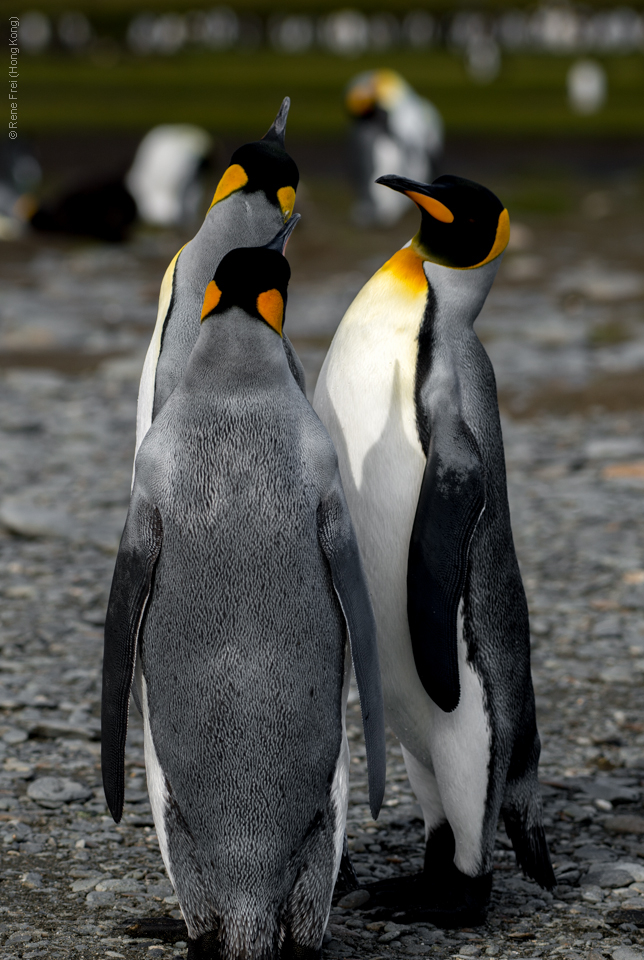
86 890 115 905
337 888 370 909
612 948 644 960
2 728 28 745
27 776 93 807
95 878 143 893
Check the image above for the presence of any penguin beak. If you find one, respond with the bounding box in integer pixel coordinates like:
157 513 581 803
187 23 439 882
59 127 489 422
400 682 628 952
262 97 290 148
264 213 300 254
376 175 454 224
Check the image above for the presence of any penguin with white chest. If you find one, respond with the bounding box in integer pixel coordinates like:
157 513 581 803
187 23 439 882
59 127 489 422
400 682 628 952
314 174 555 925
102 223 386 960
136 97 303 462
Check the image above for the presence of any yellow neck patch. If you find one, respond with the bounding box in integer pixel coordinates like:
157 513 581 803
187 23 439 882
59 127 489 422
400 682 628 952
380 247 428 298
470 208 510 268
208 164 248 211
277 186 296 222
201 280 222 321
257 289 284 336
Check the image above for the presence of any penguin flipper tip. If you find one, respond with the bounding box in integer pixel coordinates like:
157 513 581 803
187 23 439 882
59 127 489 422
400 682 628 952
504 814 556 890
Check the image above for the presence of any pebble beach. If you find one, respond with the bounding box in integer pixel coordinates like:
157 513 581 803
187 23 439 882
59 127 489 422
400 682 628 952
1 173 644 960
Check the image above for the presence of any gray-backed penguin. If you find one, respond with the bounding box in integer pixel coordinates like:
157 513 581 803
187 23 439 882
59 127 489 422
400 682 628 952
102 224 386 960
313 174 554 925
135 97 303 464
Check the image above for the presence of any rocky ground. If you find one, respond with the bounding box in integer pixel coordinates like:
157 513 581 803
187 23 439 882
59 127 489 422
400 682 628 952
1 171 644 960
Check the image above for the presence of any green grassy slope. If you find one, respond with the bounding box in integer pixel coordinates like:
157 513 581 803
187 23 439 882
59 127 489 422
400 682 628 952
16 50 644 137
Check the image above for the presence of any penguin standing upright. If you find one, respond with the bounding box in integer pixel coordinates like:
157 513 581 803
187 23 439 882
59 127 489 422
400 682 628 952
102 224 386 960
313 174 554 925
135 97 303 461
346 70 443 228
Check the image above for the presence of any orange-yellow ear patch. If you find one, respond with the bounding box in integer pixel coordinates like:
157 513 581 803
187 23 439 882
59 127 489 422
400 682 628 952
201 280 222 321
346 87 374 116
209 164 248 211
488 208 510 261
277 186 296 222
256 289 284 336
407 191 454 223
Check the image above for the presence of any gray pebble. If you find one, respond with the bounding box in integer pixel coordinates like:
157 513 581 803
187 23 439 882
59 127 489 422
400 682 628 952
27 776 93 806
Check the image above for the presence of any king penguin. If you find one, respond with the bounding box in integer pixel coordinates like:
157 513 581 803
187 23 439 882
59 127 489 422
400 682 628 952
346 70 443 228
102 222 386 960
135 97 303 463
313 174 555 925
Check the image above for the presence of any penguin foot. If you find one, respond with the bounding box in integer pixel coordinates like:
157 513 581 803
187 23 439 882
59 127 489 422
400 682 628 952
116 916 188 943
361 871 492 928
187 931 219 960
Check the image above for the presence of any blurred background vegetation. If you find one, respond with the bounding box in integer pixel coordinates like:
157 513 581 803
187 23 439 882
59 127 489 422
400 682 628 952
3 1 644 137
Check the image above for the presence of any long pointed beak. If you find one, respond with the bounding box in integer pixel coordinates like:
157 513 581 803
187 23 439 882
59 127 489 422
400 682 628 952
263 97 290 147
263 212 301 253
376 175 454 224
376 174 431 195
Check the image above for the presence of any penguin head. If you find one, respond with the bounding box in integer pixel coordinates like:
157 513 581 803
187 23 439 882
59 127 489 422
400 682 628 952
200 215 299 337
207 97 299 223
346 69 407 118
376 174 510 270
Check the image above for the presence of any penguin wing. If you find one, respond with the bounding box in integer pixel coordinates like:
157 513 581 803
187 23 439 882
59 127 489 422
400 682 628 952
318 480 386 819
102 492 163 822
283 334 306 395
407 415 485 713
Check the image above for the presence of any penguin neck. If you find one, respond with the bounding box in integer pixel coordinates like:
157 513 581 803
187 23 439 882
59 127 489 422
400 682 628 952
185 308 288 391
177 192 283 303
421 255 502 336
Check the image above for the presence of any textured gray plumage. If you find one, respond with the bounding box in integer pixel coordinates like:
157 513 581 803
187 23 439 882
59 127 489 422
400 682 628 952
153 192 304 417
103 307 384 958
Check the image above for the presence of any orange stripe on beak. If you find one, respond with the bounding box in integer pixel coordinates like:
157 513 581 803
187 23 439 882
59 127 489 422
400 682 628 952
406 191 454 223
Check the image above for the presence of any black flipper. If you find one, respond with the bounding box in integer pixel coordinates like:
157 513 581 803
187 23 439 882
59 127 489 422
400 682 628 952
102 493 163 823
317 480 386 819
407 413 485 713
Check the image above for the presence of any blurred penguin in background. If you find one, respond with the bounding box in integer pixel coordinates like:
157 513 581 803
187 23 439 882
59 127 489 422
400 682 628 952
0 141 42 240
30 124 213 242
126 124 214 227
346 70 443 228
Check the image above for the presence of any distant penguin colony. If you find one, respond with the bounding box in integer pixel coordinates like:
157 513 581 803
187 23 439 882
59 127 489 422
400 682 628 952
345 70 444 228
314 174 554 924
102 93 553 958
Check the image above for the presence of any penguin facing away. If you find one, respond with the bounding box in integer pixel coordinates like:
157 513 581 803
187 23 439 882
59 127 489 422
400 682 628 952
102 226 386 960
313 174 554 925
135 97 303 464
